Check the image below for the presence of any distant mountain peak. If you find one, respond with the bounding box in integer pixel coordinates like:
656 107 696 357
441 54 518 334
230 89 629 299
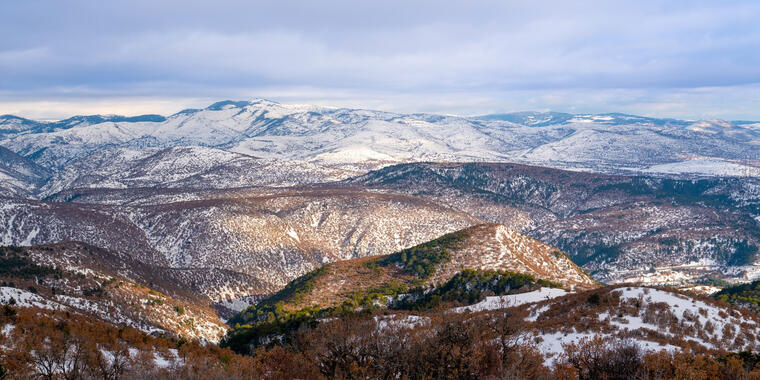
692 118 733 127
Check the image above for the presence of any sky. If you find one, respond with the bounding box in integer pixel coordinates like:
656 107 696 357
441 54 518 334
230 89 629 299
1 0 759 120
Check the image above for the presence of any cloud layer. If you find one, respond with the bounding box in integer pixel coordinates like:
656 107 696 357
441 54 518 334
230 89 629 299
1 1 759 119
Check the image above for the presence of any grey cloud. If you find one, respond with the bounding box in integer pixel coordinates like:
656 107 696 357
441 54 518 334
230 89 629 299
1 0 759 119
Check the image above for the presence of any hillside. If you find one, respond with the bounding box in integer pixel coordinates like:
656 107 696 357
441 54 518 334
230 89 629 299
222 280 760 377
10 284 760 379
715 280 760 312
2 159 758 298
0 244 228 342
350 162 760 284
0 188 479 301
38 146 354 197
238 224 595 314
0 146 50 197
0 304 286 379
293 285 760 370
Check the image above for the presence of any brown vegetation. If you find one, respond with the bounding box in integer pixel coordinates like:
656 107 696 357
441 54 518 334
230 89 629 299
6 295 760 379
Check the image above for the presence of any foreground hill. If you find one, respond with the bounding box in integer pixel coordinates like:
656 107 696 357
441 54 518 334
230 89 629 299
224 224 594 352
9 284 760 379
221 280 760 378
299 284 760 373
517 286 760 359
0 304 281 379
232 223 595 317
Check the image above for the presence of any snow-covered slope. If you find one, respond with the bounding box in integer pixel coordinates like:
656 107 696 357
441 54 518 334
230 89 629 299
0 146 50 197
39 145 353 197
518 286 760 362
3 160 758 291
452 287 570 313
1 99 757 176
0 244 228 342
644 159 760 177
381 285 760 363
427 224 595 289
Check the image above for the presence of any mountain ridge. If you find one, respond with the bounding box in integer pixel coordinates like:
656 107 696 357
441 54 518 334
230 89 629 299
5 99 758 127
1 99 758 176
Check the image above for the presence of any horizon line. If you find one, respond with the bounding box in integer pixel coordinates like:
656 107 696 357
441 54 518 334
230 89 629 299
2 98 757 123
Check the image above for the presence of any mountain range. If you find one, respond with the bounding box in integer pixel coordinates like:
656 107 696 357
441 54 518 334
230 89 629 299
1 99 760 368
1 99 758 183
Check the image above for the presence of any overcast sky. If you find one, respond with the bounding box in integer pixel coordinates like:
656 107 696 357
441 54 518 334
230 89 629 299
1 0 759 120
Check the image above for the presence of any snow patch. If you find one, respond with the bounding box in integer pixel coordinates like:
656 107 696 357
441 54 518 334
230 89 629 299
453 288 569 313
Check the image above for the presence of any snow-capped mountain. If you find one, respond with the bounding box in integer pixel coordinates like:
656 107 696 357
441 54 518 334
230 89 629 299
0 99 758 178
480 112 695 128
477 111 576 126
